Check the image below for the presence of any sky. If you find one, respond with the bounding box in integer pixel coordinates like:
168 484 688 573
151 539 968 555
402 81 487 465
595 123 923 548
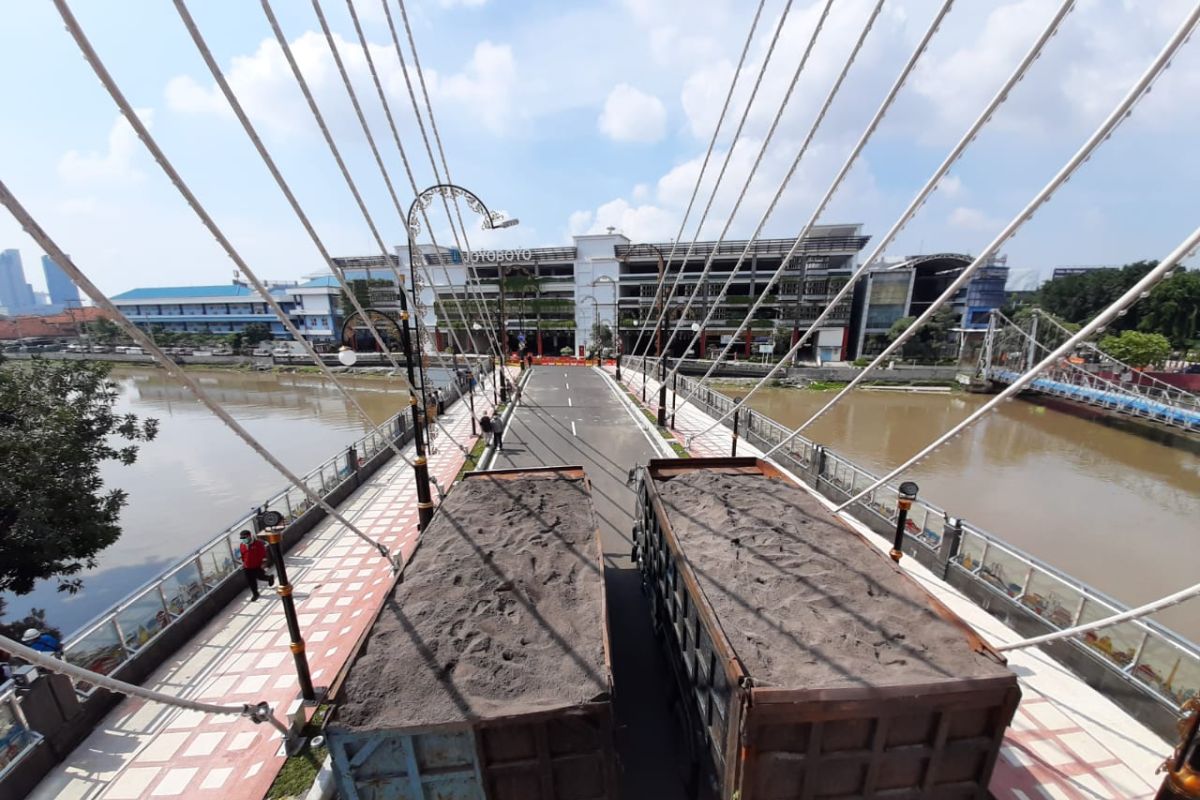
2 0 1199 298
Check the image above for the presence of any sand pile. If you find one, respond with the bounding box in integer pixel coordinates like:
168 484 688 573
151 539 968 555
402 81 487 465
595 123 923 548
655 471 1009 689
336 474 609 731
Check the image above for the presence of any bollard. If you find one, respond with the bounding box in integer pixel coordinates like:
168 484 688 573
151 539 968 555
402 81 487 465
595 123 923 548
890 482 920 564
1157 699 1200 799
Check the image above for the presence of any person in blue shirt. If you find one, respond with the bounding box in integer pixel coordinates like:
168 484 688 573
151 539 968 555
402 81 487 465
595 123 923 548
22 629 62 657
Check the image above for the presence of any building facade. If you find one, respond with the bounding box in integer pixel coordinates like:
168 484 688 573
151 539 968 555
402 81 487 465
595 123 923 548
0 249 36 315
848 253 1011 358
110 279 342 342
368 226 870 362
42 255 81 309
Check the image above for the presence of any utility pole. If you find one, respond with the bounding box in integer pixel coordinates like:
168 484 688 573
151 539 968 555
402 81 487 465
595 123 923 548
1027 309 1040 371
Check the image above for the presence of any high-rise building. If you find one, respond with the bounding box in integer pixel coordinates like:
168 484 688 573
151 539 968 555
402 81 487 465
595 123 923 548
42 255 80 308
0 249 36 315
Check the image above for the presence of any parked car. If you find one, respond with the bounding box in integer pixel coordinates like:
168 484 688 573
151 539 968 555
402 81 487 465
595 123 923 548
89 345 112 353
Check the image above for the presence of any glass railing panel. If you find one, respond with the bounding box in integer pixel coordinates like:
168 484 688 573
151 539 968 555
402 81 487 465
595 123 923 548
956 529 987 573
870 484 898 522
1075 597 1142 669
161 563 205 617
63 622 125 684
979 544 1031 598
851 468 876 505
0 688 38 776
915 506 943 548
1130 635 1200 706
200 537 239 586
115 588 170 652
1020 569 1085 629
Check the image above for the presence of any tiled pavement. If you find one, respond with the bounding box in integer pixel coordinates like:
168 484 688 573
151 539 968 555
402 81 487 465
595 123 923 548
607 364 1169 799
31 372 513 800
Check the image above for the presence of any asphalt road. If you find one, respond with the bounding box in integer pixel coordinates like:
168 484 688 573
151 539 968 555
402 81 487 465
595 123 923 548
492 366 688 800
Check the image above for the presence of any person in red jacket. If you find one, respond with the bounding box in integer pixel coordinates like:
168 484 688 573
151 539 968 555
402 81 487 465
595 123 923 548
237 530 274 601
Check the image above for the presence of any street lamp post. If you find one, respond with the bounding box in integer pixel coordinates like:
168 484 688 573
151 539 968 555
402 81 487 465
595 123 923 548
592 275 618 377
891 482 920 564
340 307 436 531
255 509 316 702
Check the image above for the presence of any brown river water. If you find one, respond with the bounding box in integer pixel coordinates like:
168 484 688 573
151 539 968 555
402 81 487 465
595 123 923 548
719 385 1200 641
6 368 1198 645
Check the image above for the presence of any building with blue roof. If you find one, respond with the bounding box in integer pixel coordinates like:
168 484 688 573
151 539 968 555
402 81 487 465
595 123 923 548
111 278 342 342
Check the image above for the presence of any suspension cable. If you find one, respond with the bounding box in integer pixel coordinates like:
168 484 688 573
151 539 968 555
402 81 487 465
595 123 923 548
641 0 831 362
765 2 1200 459
683 0 1077 441
0 177 392 566
172 0 445 477
834 223 1200 512
0 635 289 736
376 0 503 356
307 0 476 382
656 0 883 367
261 0 469 452
627 0 775 360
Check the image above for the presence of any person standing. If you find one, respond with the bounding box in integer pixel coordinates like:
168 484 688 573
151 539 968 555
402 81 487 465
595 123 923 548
237 530 274 601
491 414 505 452
436 387 446 415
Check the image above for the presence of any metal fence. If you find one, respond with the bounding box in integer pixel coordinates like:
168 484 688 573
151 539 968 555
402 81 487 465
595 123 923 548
0 681 40 781
630 358 1200 717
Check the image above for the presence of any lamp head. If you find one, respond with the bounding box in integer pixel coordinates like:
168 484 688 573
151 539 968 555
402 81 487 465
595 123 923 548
493 217 519 229
337 346 358 367
898 481 919 501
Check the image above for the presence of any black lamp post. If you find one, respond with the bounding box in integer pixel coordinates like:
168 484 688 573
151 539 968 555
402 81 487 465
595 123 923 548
255 510 315 702
339 307 435 531
891 482 920 564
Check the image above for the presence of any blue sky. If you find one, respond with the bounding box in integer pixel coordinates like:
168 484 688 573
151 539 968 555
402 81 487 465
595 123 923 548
2 0 1198 297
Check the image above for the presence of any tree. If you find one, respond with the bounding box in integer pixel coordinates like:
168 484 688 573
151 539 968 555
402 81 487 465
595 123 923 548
0 358 158 595
0 598 62 644
1098 330 1171 367
1136 269 1200 347
340 279 394 317
242 323 272 346
886 307 960 361
589 321 613 351
83 317 124 344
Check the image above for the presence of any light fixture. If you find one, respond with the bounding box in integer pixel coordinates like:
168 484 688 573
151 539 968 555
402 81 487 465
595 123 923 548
337 346 357 367
494 218 520 229
472 322 483 331
691 322 701 332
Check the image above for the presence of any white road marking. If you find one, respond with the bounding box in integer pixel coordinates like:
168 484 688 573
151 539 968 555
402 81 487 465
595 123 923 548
568 397 572 407
571 421 577 437
565 382 569 389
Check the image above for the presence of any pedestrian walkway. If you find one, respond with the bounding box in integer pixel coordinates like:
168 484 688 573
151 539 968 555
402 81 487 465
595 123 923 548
606 363 1169 799
31 374 510 800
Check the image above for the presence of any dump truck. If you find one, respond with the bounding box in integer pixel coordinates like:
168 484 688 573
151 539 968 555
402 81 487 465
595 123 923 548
327 466 618 800
632 457 1020 799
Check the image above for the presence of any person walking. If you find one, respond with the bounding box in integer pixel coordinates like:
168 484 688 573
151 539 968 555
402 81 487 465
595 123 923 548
479 413 493 440
436 387 446 415
237 529 274 601
491 413 505 452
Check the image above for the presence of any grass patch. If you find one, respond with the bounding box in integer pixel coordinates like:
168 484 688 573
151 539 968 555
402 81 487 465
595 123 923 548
457 435 490 479
668 440 691 458
266 705 330 799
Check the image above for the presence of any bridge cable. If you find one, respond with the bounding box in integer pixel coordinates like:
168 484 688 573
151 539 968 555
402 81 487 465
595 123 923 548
652 0 885 377
307 0 481 414
635 0 833 363
672 0 955 413
173 0 483 484
763 1 1200 461
625 0 775 362
0 176 394 567
683 0 1075 442
0 634 290 737
261 0 472 453
382 0 505 354
832 221 1200 513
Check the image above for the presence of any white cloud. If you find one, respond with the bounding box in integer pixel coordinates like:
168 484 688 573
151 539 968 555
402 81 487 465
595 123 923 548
570 198 676 241
430 41 518 134
938 175 963 198
949 206 1001 232
598 84 667 144
58 110 154 184
438 0 487 6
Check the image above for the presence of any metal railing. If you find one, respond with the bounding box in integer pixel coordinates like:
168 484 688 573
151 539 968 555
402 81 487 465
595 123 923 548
627 358 1200 717
0 681 41 780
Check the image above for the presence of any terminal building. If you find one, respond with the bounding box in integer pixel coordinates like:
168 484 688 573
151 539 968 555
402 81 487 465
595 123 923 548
110 277 343 342
365 226 873 362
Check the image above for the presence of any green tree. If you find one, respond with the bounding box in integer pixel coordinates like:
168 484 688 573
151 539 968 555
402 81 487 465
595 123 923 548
0 359 158 595
340 279 394 317
1098 330 1171 367
589 321 613 351
83 317 124 344
0 599 63 644
886 307 960 361
242 323 272 346
1136 269 1200 347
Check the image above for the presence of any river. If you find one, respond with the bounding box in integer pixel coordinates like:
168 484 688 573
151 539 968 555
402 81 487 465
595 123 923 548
2 367 454 635
718 385 1200 641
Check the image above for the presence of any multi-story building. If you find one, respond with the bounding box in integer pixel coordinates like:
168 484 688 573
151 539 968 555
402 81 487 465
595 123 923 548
0 249 37 315
848 253 1011 358
42 255 81 309
110 278 342 342
364 226 871 362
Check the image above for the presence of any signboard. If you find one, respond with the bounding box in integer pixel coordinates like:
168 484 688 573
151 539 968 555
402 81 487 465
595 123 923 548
463 249 535 263
757 344 774 354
